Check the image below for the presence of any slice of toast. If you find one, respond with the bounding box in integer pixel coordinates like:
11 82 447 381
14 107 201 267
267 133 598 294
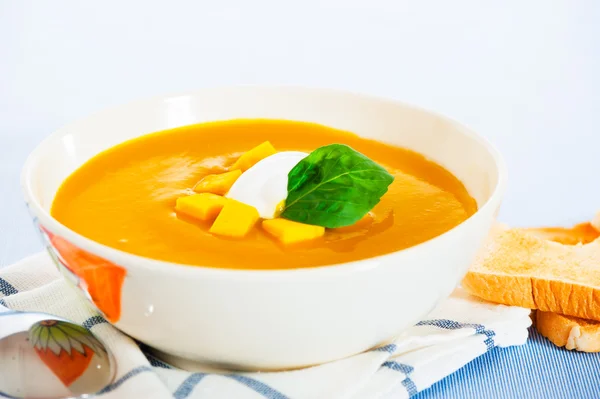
463 213 600 351
535 311 600 352
463 220 600 320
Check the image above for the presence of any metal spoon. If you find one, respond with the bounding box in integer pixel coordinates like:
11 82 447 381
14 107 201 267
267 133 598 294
0 304 114 398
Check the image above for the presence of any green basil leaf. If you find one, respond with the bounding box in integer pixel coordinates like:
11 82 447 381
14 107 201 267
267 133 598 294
281 144 394 228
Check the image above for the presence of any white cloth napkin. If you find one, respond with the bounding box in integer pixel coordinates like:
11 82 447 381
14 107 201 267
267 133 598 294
0 253 531 399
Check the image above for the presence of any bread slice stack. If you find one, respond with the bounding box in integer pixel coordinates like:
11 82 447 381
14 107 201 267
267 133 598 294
463 213 600 351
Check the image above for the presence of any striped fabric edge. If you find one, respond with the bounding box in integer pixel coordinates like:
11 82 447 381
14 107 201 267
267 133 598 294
147 355 175 369
0 279 16 311
138 342 176 370
372 343 398 353
382 361 419 397
168 373 292 399
379 319 499 397
0 277 18 296
82 315 108 330
97 365 154 394
173 373 208 399
416 319 496 351
223 375 290 399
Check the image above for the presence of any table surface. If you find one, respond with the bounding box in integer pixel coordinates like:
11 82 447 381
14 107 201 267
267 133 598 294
2 1 600 397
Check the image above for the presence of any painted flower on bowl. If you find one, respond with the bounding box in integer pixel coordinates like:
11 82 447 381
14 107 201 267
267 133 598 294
36 222 126 323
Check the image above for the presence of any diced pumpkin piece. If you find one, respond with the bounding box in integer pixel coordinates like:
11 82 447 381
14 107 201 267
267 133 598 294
193 169 242 195
262 218 325 245
209 200 260 238
230 141 277 171
175 193 228 221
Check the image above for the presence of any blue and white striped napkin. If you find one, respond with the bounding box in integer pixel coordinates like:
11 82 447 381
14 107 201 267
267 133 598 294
0 253 531 399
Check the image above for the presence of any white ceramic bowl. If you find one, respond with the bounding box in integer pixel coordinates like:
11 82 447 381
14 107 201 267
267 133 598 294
22 86 506 371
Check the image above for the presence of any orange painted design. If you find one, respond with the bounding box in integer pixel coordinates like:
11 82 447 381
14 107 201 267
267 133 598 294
35 345 94 387
41 227 126 322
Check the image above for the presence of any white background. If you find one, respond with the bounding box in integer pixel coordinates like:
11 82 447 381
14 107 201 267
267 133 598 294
1 0 599 265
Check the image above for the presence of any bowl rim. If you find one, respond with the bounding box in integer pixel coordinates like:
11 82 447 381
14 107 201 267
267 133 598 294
21 85 507 280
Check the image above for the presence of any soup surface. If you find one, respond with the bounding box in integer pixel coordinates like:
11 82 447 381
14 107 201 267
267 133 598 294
51 120 477 269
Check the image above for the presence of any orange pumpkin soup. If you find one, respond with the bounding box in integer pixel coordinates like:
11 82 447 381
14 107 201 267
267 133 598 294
51 120 477 269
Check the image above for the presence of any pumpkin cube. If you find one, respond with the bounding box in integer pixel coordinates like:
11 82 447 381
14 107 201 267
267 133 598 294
230 141 277 171
175 193 228 221
262 218 325 245
193 169 242 195
209 200 260 238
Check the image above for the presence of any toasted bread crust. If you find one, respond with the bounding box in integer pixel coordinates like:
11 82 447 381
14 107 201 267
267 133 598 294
533 279 600 320
461 272 536 308
536 311 600 352
463 220 600 320
463 272 600 320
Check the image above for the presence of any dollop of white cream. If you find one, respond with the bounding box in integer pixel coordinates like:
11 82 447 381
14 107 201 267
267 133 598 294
226 151 308 219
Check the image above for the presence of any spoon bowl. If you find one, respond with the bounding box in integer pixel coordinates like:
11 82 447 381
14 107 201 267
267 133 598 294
0 306 114 398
